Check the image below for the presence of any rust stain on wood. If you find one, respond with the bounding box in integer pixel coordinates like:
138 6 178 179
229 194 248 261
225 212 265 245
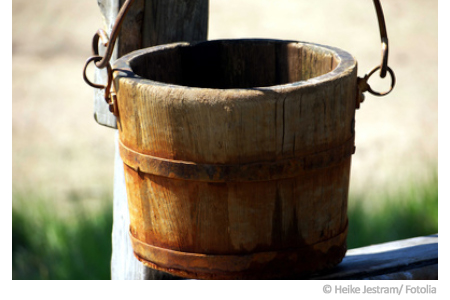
113 39 358 279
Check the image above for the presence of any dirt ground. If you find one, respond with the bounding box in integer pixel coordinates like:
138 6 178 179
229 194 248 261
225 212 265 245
12 0 438 207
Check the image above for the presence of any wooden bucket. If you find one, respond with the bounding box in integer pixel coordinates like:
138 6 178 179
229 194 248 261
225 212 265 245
113 39 357 279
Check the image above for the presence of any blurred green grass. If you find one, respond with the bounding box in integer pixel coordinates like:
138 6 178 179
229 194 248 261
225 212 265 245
347 170 438 249
12 191 113 280
12 171 437 280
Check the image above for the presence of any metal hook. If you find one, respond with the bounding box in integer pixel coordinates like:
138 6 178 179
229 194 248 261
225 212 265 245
82 55 114 104
92 0 136 69
83 55 112 90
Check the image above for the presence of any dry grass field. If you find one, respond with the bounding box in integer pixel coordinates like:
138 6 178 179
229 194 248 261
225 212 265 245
12 0 438 209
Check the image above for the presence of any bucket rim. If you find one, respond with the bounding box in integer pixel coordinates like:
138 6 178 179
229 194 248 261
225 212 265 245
113 38 357 93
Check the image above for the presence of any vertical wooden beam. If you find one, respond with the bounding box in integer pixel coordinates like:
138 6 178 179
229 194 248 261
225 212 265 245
117 0 146 56
141 0 209 47
117 0 209 55
95 0 209 279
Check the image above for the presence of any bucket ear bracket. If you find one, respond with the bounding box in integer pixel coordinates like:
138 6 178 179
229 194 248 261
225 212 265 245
356 65 396 109
358 66 396 97
356 66 396 108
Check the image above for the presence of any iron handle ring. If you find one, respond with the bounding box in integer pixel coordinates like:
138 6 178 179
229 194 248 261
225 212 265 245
361 65 396 97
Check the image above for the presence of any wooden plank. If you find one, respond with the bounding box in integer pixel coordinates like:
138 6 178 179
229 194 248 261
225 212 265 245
311 234 438 280
173 234 438 279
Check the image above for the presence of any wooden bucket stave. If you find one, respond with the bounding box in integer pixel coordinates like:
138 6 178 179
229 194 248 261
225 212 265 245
113 39 358 279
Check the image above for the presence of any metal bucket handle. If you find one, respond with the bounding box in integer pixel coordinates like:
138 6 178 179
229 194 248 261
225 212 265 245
83 0 396 106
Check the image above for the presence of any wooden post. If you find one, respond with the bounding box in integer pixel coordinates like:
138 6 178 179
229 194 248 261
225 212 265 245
95 0 208 279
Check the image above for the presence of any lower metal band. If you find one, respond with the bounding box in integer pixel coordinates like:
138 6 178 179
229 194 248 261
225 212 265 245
129 224 348 279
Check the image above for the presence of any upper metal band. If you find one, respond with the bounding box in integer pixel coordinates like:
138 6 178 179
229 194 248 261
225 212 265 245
118 137 355 182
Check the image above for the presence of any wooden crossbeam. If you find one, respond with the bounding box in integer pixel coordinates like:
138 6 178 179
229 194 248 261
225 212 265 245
312 234 438 280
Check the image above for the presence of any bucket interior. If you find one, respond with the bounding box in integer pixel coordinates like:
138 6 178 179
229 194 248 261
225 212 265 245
129 40 339 89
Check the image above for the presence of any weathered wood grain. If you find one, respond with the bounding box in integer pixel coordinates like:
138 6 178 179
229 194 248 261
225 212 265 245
112 131 181 279
113 40 358 279
142 0 209 47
